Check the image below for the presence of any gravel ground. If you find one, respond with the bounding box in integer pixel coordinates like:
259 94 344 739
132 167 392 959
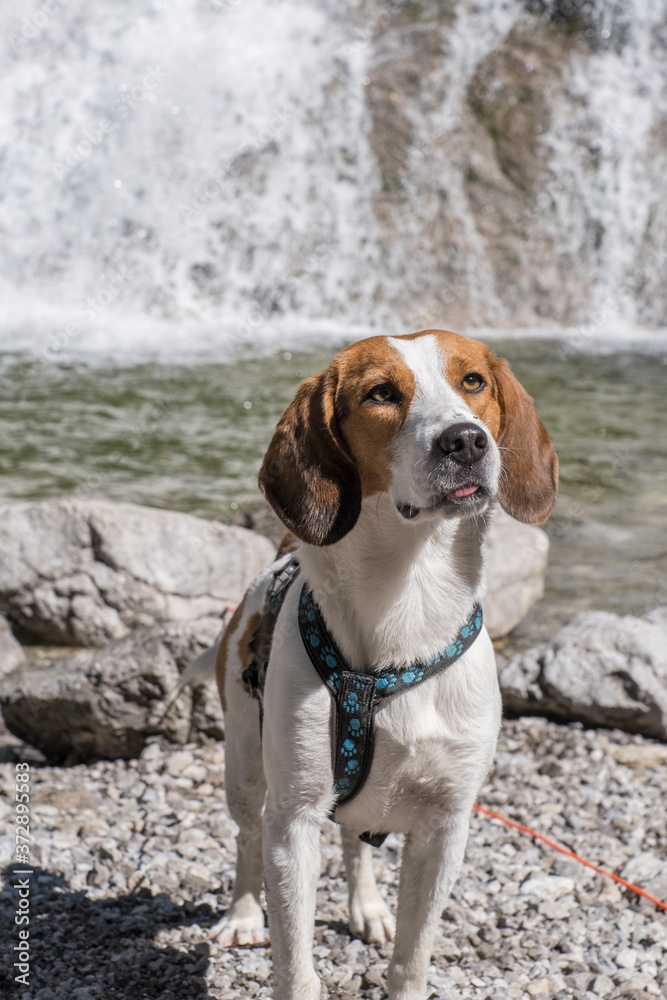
1 716 666 1000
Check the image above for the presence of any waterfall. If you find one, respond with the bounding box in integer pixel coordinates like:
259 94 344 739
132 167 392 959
1 0 665 361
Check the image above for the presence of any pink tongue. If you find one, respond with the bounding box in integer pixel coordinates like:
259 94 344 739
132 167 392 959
450 484 480 498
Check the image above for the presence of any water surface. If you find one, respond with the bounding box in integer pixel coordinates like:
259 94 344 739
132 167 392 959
2 340 666 639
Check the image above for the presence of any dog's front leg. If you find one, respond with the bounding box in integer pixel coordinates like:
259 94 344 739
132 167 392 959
263 799 324 1000
387 808 473 1000
341 826 395 944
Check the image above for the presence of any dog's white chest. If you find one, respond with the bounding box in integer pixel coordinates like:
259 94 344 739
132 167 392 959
333 638 502 834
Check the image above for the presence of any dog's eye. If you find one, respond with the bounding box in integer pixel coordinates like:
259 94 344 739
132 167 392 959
367 383 401 404
462 372 485 392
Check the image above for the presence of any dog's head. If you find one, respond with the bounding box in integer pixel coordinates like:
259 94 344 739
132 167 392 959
259 330 558 545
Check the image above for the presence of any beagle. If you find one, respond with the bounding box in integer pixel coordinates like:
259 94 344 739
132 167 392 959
208 330 557 1000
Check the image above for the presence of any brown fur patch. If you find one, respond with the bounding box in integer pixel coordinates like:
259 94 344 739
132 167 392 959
435 330 503 437
334 337 417 497
214 598 257 713
399 329 557 523
488 355 558 524
238 611 262 676
215 606 239 713
259 368 362 546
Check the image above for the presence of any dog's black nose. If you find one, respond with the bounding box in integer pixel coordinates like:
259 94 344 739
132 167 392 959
438 423 488 464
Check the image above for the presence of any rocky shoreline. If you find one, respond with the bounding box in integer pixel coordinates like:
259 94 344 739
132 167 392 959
0 498 666 999
1 717 665 1000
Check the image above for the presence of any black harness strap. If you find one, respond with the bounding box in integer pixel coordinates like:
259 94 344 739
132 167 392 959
298 584 484 811
242 556 301 734
243 557 484 847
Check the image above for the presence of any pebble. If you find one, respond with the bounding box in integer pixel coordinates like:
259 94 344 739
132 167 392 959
615 947 638 968
164 749 195 777
0 719 666 999
591 973 615 995
609 744 667 769
520 875 575 900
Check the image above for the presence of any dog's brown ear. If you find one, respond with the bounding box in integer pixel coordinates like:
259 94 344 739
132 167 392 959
491 356 558 525
259 369 362 546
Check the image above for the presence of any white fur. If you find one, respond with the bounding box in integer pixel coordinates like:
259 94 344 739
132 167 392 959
209 337 504 1000
387 334 501 512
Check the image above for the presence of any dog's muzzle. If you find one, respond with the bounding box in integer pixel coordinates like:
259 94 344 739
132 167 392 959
396 422 495 519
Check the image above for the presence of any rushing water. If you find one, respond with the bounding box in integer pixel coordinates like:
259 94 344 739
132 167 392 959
2 0 667 335
3 339 666 641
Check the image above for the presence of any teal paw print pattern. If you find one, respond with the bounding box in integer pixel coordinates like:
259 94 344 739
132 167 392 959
343 691 359 713
334 673 375 800
297 582 483 807
401 667 425 685
371 603 484 705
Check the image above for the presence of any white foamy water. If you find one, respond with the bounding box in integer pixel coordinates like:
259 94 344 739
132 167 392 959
1 0 666 364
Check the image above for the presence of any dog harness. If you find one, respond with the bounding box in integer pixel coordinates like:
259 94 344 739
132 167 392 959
243 557 484 845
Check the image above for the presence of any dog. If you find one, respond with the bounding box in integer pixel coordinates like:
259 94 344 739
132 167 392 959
207 329 558 1000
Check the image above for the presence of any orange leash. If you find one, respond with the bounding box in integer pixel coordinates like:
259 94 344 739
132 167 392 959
473 803 667 913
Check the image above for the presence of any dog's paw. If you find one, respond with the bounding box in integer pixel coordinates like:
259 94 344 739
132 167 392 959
209 896 269 947
349 895 395 945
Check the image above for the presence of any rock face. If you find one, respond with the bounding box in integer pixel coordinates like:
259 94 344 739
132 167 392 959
0 500 275 647
482 507 549 639
0 617 226 765
0 615 25 678
233 502 290 550
500 607 667 741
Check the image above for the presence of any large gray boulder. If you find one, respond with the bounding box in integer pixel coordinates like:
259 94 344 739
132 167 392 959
499 607 667 741
482 507 549 639
0 500 275 646
0 616 226 765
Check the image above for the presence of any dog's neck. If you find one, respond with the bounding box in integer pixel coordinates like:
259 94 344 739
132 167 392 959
297 493 491 671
